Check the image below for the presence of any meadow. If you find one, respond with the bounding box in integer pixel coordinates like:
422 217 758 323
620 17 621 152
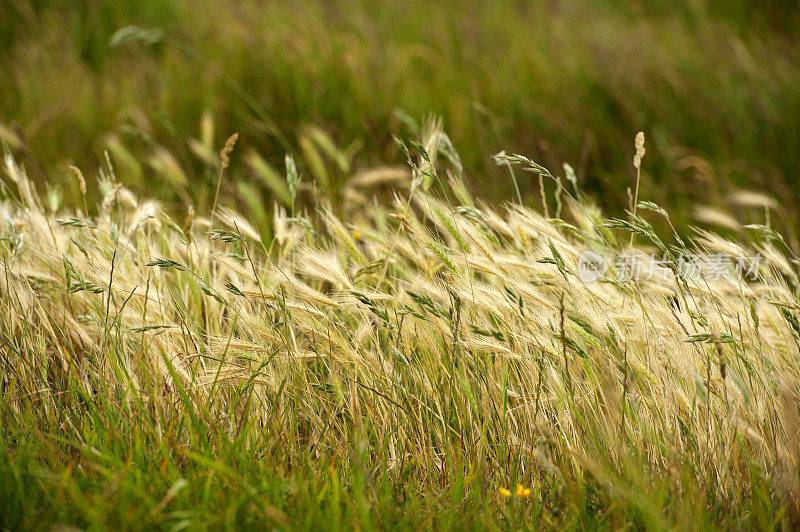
1 1 800 530
1 1 799 233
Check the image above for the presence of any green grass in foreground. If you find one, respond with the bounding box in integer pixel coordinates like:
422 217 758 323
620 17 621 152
1 124 799 529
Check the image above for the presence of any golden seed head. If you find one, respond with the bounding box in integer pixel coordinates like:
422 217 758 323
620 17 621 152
220 133 239 171
102 182 123 213
69 164 87 195
633 131 646 170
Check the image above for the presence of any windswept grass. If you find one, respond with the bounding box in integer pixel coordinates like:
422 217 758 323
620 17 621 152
1 125 799 529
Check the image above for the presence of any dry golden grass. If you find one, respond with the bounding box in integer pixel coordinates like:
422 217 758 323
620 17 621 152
2 136 800 527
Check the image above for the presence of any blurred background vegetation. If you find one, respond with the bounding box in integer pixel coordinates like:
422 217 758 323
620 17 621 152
1 0 798 236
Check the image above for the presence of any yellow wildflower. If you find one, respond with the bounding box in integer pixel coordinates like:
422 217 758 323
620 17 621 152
515 484 532 497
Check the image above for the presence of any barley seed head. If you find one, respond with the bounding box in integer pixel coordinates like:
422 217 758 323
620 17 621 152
633 131 646 170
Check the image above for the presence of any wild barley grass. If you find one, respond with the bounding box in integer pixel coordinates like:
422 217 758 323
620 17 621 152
1 129 799 529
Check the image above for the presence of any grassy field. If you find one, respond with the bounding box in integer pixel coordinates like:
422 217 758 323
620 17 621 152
1 1 799 234
2 124 800 529
2 1 800 530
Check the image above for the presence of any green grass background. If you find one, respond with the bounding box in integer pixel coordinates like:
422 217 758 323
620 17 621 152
1 0 798 229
